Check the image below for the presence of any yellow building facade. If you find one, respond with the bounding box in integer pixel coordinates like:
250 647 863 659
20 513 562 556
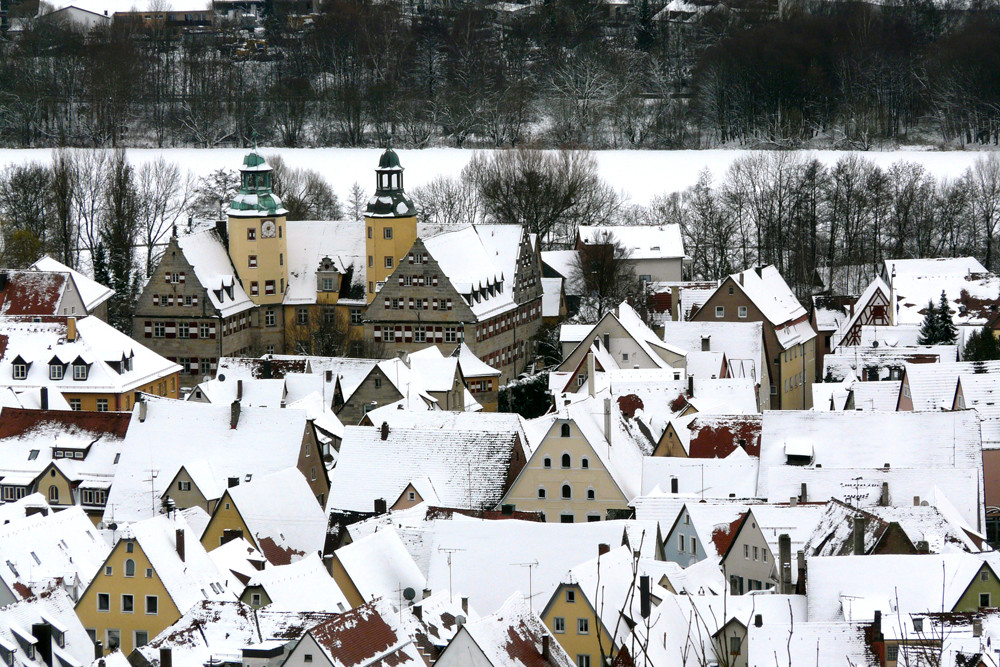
364 148 418 303
76 538 182 656
541 583 614 667
199 489 253 552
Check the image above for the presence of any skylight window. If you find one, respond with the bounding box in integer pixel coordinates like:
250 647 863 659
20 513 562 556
27 450 39 461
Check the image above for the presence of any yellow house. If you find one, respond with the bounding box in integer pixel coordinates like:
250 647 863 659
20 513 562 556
329 528 425 609
364 147 418 302
501 395 648 523
199 467 327 566
76 513 231 656
0 315 180 412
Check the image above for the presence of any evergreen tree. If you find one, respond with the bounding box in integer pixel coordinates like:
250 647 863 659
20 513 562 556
936 290 958 344
92 242 109 288
918 299 939 345
964 325 1000 361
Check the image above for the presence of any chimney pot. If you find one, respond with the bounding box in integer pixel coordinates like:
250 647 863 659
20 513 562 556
754 614 762 628
422 588 432 599
237 379 243 400
374 498 387 514
413 605 422 621
586 351 596 398
974 619 983 636
789 496 798 507
880 482 890 507
603 398 612 443
175 528 185 562
95 641 104 660
230 400 241 429
380 422 389 440
138 398 147 422
598 543 610 556
778 534 792 594
40 387 48 411
461 596 468 613
66 316 77 342
542 634 550 660
325 370 333 382
913 496 921 506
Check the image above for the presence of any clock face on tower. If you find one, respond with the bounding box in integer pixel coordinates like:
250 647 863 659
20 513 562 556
261 220 276 238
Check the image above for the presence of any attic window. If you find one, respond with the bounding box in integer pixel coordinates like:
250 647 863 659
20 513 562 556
49 363 64 381
12 362 27 380
73 363 88 381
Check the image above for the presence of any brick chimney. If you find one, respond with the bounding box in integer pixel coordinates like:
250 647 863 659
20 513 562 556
40 387 48 411
778 533 792 594
598 543 610 556
380 421 389 440
66 316 77 342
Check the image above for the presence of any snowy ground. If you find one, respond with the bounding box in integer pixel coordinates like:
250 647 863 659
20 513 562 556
0 147 993 205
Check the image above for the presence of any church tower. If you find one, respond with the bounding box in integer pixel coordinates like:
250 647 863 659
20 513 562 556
227 151 289 307
364 146 417 303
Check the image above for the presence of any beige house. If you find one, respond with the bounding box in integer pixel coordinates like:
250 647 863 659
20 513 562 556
502 393 650 523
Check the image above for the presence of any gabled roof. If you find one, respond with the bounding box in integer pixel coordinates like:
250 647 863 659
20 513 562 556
722 504 826 579
360 407 531 458
848 380 903 411
833 275 891 345
578 224 685 259
670 500 752 562
0 589 96 667
328 423 521 512
334 528 425 604
223 467 326 566
883 257 999 326
661 320 764 382
746 621 877 667
305 597 425 666
641 449 759 498
803 499 981 557
407 346 462 393
458 593 575 667
453 342 501 379
189 376 286 407
176 229 254 318
105 398 312 523
725 265 809 328
134 601 336 667
245 553 348 612
0 316 181 395
807 552 1000 622
123 512 232 613
684 414 763 458
557 302 681 374
0 505 111 602
283 221 349 306
31 256 115 312
823 345 955 382
0 270 70 316
902 360 1000 411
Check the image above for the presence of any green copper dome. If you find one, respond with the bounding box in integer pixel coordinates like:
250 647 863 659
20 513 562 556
228 150 287 217
378 147 402 170
366 147 415 218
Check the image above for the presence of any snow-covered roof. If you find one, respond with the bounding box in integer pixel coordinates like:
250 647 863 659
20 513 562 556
105 398 312 523
328 423 521 513
283 221 353 306
31 256 115 312
823 345 955 382
661 320 764 383
541 277 563 318
457 593 575 667
0 589 96 667
759 410 982 503
746 621 876 667
223 467 327 566
803 499 981 557
246 553 348 612
832 275 891 345
422 224 526 320
807 552 1000 622
903 360 1000 411
360 407 532 457
727 265 810 329
662 499 753 561
300 597 425 667
207 536 264 593
765 465 982 531
425 519 657 614
577 224 685 260
0 315 182 395
453 342 501 379
189 376 287 407
812 376 852 411
134 600 335 667
883 257 1000 326
0 385 71 410
176 229 254 318
641 449 759 498
848 380 903 411
811 295 848 332
0 505 110 602
0 270 73 316
333 527 425 603
958 373 1000 448
123 512 233 613
216 356 310 380
406 346 462 393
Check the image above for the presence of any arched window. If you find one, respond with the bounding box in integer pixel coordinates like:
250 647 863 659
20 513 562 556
561 453 571 469
543 457 552 469
581 457 589 469
587 488 596 500
562 484 572 499
48 486 58 503
537 487 546 499
560 423 571 438
125 559 135 577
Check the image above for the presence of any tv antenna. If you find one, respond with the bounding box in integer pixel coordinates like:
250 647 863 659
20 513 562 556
438 547 465 601
513 560 539 612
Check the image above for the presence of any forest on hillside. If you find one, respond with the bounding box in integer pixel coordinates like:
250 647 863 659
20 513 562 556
1 0 999 149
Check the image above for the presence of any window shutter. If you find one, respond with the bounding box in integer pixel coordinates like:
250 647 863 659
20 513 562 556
179 272 185 284
408 298 414 309
432 275 439 287
398 276 404 286
209 323 216 340
404 326 412 341
374 326 382 340
435 327 443 342
432 299 438 311
144 321 152 338
190 323 198 339
408 254 414 264
152 295 159 306
192 295 199 307
165 272 171 283
423 298 429 310
446 299 453 311
384 298 391 309
423 253 429 263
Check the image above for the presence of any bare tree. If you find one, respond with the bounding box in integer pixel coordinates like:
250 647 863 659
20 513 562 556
573 229 639 321
347 182 366 222
411 175 482 227
71 149 109 259
966 154 1000 271
137 158 192 276
50 149 76 268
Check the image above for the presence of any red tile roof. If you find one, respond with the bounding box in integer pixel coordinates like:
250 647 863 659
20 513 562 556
0 407 132 439
711 513 745 557
0 272 68 316
687 415 762 458
309 600 411 667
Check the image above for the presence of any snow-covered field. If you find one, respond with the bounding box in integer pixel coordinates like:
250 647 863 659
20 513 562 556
0 147 993 205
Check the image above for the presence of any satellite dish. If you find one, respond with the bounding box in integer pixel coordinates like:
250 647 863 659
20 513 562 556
403 587 416 601
218 374 226 382
872 340 879 348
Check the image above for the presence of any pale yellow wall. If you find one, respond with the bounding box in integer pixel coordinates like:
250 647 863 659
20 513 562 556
330 554 364 608
228 214 289 306
778 339 815 410
390 483 424 511
653 423 688 458
502 419 628 523
161 468 213 514
542 584 613 667
365 215 417 303
76 539 182 656
34 466 74 507
200 491 253 552
62 371 180 412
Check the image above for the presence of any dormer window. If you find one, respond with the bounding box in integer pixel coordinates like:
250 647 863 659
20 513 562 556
73 364 88 380
11 356 28 380
49 360 64 381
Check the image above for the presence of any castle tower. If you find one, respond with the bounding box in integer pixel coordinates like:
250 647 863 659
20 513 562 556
227 151 289 307
364 146 417 303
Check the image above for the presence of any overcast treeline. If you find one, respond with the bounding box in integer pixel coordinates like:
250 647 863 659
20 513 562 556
1 0 999 149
